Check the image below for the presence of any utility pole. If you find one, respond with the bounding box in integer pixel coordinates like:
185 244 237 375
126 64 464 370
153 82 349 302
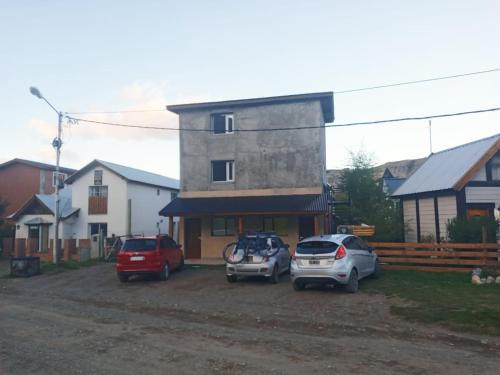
30 86 64 264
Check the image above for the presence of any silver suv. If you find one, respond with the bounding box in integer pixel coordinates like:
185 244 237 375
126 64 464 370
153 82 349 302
290 234 380 292
224 233 291 283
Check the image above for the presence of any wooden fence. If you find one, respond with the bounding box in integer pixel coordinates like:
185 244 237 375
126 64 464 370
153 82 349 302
370 242 500 273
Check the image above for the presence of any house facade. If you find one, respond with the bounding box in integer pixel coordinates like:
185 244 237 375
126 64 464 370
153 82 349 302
11 159 179 259
0 158 76 218
160 92 334 259
392 134 500 242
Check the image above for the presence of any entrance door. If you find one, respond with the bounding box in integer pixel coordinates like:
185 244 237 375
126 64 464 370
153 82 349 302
299 216 315 240
185 218 201 259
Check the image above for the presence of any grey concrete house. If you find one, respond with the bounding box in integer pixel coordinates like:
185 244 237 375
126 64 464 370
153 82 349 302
160 92 334 259
392 133 500 242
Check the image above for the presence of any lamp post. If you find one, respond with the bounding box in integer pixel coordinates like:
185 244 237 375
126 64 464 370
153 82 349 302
30 86 63 264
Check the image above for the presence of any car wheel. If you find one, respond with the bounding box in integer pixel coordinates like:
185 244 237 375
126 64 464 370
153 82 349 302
269 264 279 284
293 280 305 291
371 260 382 279
345 269 359 293
160 263 170 281
118 273 128 283
226 274 237 283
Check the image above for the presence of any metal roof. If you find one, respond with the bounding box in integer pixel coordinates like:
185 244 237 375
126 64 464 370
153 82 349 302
9 187 79 220
65 159 179 190
35 187 79 219
159 193 329 216
393 133 500 197
24 217 53 225
166 92 334 123
0 158 76 174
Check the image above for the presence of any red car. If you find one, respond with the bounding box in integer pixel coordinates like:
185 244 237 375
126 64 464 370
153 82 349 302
116 235 184 282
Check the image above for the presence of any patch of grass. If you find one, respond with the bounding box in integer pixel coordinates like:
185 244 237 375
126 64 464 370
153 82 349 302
41 259 101 274
363 270 500 335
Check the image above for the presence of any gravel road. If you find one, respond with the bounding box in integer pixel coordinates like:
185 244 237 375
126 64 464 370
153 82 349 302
1 263 499 375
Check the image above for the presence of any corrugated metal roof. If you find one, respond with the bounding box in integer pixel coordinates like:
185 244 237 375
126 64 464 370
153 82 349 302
159 193 329 216
65 160 179 190
393 133 500 197
35 187 79 219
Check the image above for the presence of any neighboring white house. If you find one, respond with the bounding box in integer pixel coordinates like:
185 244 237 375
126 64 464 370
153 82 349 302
65 159 180 239
392 133 500 242
10 160 180 256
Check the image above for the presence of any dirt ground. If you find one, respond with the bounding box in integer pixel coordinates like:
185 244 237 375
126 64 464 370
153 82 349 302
1 264 500 375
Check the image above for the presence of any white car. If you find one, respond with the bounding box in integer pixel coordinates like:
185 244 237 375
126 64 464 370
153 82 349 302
290 234 380 292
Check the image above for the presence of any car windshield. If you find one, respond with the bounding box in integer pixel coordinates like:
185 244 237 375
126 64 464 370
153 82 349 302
296 241 338 255
121 239 157 252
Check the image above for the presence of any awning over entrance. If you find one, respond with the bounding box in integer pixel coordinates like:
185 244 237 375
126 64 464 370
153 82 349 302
159 193 330 217
24 217 53 225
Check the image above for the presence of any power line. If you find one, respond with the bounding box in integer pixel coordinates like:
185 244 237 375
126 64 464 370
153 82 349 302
335 67 500 94
66 109 166 115
64 68 500 115
66 106 500 132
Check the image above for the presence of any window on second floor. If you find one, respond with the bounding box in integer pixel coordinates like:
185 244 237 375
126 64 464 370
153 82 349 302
212 160 234 182
212 113 234 134
89 186 108 197
491 155 500 181
171 191 178 200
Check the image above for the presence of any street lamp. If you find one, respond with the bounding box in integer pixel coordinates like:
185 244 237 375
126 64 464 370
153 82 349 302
30 86 63 264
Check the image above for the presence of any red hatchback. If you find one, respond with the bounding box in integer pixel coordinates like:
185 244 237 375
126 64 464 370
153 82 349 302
116 235 184 282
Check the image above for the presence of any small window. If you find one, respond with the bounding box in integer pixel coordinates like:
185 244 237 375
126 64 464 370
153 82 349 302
171 191 178 200
212 217 236 236
212 113 234 134
52 172 67 187
94 170 103 186
212 160 234 182
89 186 108 197
491 155 500 181
157 189 160 196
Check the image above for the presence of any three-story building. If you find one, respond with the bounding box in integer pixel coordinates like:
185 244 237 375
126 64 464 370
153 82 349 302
160 92 334 259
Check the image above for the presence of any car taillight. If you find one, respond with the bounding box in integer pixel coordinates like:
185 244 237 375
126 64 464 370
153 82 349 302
291 251 297 261
335 245 346 260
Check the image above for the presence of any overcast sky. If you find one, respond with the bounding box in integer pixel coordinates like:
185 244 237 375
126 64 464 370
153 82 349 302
1 0 499 179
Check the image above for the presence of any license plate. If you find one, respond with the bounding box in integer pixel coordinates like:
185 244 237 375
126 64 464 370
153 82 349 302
309 259 320 265
130 256 145 261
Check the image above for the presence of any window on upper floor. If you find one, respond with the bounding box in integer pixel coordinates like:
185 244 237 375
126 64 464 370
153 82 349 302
171 191 178 200
52 172 67 187
491 155 500 181
212 113 234 134
94 170 103 186
89 186 108 197
212 160 234 182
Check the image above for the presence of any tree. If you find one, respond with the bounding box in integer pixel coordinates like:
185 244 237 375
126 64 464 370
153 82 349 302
0 197 13 239
336 151 403 242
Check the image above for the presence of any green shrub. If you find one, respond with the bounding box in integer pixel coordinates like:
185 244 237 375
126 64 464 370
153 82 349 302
447 216 499 243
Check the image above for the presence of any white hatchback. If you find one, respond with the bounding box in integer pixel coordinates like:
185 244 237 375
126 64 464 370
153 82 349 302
290 234 380 292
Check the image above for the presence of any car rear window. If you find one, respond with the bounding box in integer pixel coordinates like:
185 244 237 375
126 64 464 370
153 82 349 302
236 237 268 251
121 239 157 252
296 241 339 255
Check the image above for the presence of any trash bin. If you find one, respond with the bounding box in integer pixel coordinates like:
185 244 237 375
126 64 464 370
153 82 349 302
10 256 41 277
